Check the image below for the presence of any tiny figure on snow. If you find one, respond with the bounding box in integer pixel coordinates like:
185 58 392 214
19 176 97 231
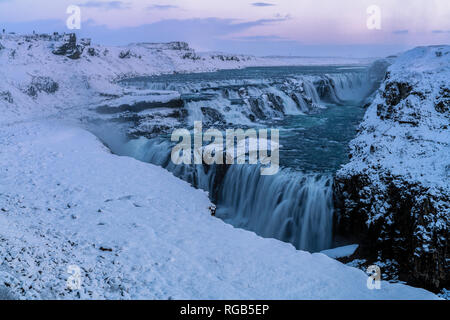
209 205 216 217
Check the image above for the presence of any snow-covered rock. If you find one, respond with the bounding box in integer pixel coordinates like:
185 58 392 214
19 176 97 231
334 46 449 291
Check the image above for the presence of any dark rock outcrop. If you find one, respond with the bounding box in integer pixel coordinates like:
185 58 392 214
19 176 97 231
182 52 201 61
87 47 99 57
0 91 13 103
201 107 225 125
119 50 131 59
314 77 341 104
435 86 450 115
25 76 59 97
266 93 285 113
248 98 268 120
96 99 184 114
334 172 449 291
52 33 84 59
210 54 241 62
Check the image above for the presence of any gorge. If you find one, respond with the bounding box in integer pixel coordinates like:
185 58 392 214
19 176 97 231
0 33 447 298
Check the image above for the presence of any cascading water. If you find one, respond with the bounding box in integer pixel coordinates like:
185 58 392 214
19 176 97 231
120 67 373 126
107 65 376 253
217 165 334 252
120 137 219 193
113 135 335 252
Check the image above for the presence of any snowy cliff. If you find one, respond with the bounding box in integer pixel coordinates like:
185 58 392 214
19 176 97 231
335 46 449 291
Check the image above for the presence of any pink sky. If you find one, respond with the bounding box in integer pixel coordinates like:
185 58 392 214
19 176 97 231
1 0 449 56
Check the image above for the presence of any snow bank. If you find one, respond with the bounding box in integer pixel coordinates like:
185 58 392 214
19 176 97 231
321 245 359 259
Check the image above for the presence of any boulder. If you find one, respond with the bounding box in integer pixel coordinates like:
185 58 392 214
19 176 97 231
25 76 59 97
0 91 13 103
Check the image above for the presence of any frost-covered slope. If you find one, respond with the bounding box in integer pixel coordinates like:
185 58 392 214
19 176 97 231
0 121 438 299
335 46 449 291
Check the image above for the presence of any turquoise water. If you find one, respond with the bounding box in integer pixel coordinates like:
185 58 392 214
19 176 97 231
123 65 368 83
276 103 366 174
122 66 368 174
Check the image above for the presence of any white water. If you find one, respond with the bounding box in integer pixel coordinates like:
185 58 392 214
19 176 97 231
122 71 372 126
217 165 334 252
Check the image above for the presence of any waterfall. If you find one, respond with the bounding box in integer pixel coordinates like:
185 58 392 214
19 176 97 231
216 165 334 252
303 81 321 104
320 73 372 103
120 71 372 124
111 67 376 254
112 136 334 253
119 137 220 194
266 86 303 115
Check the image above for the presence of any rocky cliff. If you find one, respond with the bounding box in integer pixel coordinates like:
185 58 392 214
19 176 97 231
334 46 449 291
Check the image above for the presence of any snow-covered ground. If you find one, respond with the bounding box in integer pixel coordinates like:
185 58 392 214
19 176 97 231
0 33 440 299
321 245 359 259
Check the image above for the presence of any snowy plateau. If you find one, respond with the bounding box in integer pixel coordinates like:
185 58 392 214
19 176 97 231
0 33 445 299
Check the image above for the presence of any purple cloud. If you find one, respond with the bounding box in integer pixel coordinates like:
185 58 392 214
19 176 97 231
252 2 275 7
392 30 409 35
78 1 130 10
146 4 179 10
